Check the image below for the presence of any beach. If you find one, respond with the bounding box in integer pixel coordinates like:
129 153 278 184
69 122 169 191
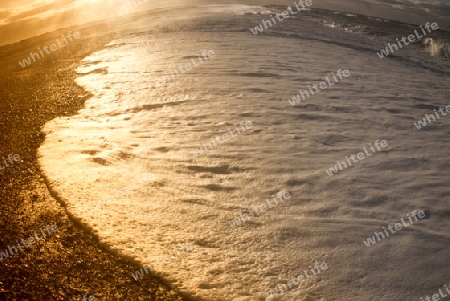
1 3 449 301
35 5 450 300
0 22 184 301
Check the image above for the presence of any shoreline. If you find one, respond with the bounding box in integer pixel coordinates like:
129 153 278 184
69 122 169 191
0 23 186 301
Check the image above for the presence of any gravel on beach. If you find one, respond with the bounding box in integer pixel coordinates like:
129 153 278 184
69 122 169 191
0 23 185 301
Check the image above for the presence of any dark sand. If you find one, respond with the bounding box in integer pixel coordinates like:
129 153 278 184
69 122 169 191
0 23 185 301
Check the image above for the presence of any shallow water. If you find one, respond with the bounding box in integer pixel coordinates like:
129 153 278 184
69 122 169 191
38 5 449 300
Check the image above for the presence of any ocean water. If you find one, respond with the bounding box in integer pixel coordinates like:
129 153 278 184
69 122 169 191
38 5 449 301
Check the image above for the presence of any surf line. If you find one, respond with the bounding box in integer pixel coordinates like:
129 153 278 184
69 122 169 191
130 243 193 280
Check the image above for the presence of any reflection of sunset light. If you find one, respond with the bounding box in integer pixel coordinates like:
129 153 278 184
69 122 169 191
2 0 449 47
0 0 162 45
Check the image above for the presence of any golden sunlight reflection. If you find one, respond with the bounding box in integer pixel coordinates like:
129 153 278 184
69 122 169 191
3 1 450 300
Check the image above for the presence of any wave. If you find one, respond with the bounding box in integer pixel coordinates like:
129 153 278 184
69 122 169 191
422 37 450 59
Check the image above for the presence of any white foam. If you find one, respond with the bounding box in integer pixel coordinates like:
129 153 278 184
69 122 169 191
38 6 450 301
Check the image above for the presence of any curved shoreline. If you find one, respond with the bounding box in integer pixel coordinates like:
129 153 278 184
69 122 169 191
0 23 186 301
